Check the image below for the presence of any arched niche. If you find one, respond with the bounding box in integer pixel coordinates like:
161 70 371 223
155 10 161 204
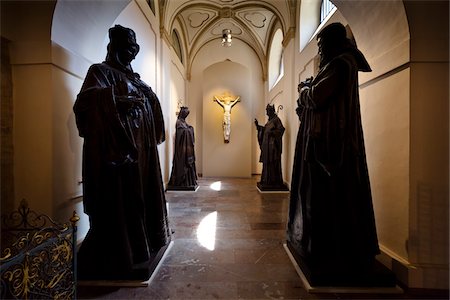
48 0 160 241
202 60 252 178
52 0 131 64
332 0 410 81
295 0 413 282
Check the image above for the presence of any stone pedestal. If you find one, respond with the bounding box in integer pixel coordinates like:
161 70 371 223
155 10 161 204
166 185 199 192
284 241 403 294
78 240 173 286
257 181 289 192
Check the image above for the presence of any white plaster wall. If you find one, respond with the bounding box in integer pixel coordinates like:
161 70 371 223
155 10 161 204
360 69 410 260
12 65 53 215
408 62 449 288
51 66 84 226
1 0 55 216
403 1 449 289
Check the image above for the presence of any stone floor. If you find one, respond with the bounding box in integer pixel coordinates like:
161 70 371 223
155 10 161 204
77 176 448 300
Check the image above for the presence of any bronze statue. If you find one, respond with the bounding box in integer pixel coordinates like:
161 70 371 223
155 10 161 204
167 106 198 190
254 104 288 191
73 25 171 281
286 23 389 286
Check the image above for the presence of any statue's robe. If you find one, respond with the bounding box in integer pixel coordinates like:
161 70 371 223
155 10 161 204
287 48 380 285
73 61 171 280
256 115 285 187
168 118 197 189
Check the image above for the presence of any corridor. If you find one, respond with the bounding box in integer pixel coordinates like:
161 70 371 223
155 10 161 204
78 177 446 299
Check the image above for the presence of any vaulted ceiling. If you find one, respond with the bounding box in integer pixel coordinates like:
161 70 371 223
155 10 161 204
160 0 297 74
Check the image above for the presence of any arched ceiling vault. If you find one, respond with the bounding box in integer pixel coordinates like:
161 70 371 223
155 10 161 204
160 0 296 80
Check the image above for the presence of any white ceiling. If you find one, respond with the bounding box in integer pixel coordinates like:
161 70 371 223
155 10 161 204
160 0 296 71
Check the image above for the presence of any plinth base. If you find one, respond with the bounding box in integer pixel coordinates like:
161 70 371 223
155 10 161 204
283 242 403 294
257 181 289 193
166 185 199 192
78 241 173 287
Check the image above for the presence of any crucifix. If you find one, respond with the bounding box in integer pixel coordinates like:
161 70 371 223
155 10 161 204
213 93 240 143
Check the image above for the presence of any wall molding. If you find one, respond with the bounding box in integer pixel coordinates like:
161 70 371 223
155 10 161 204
359 62 409 89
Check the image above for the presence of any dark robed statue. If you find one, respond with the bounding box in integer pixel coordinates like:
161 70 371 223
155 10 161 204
254 104 288 191
73 25 171 280
167 106 198 190
287 23 393 286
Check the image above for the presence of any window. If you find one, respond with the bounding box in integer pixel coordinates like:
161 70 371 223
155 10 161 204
306 0 337 47
268 28 284 90
172 30 183 63
320 0 336 23
299 0 336 52
147 0 156 15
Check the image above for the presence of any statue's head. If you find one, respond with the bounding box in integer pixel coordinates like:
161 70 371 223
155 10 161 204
317 22 371 72
317 22 347 67
266 104 276 117
106 25 140 67
179 106 189 119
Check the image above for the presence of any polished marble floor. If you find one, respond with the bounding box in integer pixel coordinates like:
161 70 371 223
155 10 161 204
78 176 448 299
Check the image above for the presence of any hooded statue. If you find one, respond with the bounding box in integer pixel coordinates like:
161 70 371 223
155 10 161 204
286 23 393 286
167 106 198 190
73 25 171 280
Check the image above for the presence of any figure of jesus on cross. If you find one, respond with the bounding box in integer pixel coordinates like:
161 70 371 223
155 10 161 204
213 93 240 143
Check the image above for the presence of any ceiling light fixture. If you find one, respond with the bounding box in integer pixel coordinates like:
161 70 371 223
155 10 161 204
221 29 232 47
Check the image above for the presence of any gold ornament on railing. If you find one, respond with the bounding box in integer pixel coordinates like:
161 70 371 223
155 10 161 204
1 199 79 299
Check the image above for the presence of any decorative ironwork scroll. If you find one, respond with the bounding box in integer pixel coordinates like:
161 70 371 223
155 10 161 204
1 199 79 299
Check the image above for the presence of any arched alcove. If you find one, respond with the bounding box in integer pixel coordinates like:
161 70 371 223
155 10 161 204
188 38 264 176
333 1 410 80
52 0 131 64
49 0 163 241
297 0 412 263
202 60 252 177
328 1 410 260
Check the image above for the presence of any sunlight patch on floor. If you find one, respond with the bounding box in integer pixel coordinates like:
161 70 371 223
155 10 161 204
210 181 222 191
196 211 217 251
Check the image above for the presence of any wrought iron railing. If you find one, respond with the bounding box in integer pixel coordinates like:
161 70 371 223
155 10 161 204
1 199 79 299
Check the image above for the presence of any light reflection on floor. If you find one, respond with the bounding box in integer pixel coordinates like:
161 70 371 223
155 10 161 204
198 181 220 251
209 181 221 191
196 211 217 251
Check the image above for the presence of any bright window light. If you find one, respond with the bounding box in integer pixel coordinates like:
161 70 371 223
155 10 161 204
196 211 217 251
210 181 222 191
